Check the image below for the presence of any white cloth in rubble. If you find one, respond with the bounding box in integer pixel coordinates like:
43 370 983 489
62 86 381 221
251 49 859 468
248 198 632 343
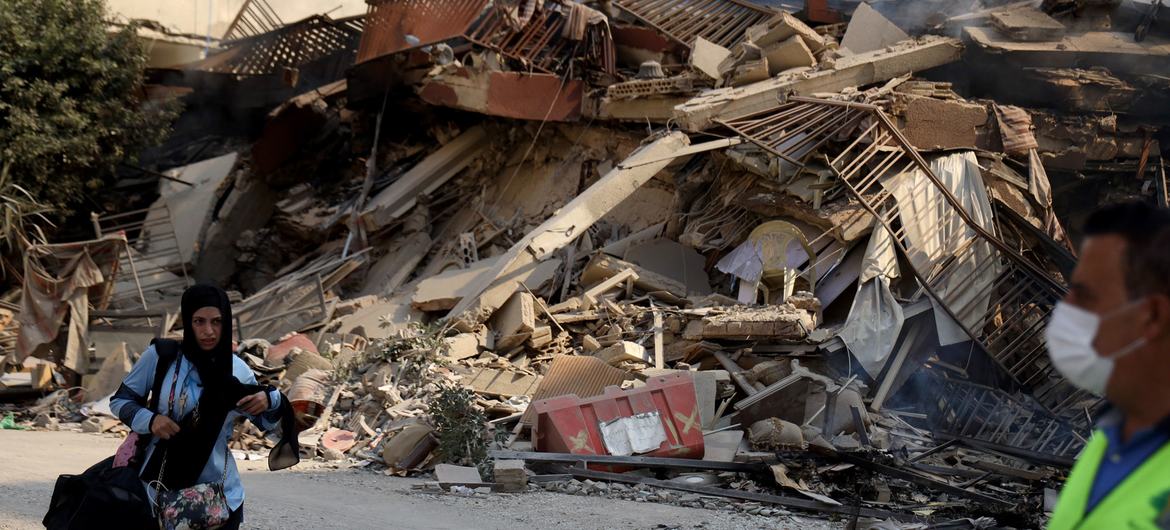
881 151 998 346
839 224 903 377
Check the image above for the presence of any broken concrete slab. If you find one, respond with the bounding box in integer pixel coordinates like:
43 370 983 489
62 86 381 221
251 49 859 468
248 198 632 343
682 307 813 341
702 430 745 463
675 36 962 131
492 292 537 350
841 2 909 55
84 343 132 400
745 11 826 54
447 132 691 328
462 367 542 398
493 460 528 492
143 152 238 267
435 464 484 485
990 6 1065 42
412 257 561 313
357 231 433 298
333 293 423 341
762 36 816 75
621 239 713 296
964 28 1170 76
691 37 732 81
362 125 489 231
596 341 650 366
444 333 481 361
896 95 990 150
580 254 690 301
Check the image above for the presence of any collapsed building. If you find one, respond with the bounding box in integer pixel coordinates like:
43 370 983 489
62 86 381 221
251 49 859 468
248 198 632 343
4 0 1170 526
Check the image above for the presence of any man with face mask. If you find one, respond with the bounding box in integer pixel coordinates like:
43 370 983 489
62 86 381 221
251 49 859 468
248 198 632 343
1047 202 1170 530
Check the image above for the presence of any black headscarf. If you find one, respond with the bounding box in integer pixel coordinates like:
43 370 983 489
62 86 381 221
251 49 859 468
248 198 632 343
142 284 299 490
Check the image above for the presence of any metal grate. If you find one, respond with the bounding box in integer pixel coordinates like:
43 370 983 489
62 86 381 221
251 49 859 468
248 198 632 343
719 97 1098 434
928 375 1084 461
223 0 284 42
612 0 776 49
198 15 364 76
92 205 191 311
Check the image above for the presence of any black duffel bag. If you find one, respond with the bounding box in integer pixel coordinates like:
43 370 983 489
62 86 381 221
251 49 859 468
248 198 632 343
43 456 156 530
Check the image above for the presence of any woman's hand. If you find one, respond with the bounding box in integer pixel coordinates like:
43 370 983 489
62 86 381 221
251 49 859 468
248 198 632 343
151 415 181 439
236 391 270 415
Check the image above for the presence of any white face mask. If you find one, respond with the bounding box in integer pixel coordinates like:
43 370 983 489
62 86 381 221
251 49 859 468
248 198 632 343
1045 301 1148 397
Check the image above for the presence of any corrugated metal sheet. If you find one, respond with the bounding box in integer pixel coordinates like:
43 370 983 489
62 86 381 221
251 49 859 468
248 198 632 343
612 0 776 49
520 355 632 426
358 0 489 64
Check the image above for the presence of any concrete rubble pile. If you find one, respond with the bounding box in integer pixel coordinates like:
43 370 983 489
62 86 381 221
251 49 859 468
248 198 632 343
4 0 1170 526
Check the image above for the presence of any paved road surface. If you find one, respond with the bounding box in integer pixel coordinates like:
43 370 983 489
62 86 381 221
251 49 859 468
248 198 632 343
0 430 835 529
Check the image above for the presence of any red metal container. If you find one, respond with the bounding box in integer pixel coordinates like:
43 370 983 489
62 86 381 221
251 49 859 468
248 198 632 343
532 372 705 467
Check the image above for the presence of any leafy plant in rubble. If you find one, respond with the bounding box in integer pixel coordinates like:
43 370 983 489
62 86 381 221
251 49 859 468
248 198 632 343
0 0 179 213
337 322 451 385
428 384 493 480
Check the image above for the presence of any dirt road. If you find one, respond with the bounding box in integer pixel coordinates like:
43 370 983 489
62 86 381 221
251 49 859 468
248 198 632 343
0 430 836 529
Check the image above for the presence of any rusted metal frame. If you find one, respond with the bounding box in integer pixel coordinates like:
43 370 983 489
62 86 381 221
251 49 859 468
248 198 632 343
612 1 722 49
723 101 802 129
756 118 839 162
102 216 176 234
763 104 851 144
689 3 752 46
795 110 870 160
634 0 685 23
742 103 833 141
836 138 892 190
780 109 868 160
98 206 167 222
1006 339 1051 379
836 129 893 179
660 1 731 36
849 149 906 198
981 271 1046 345
984 291 1054 360
668 1 734 40
718 121 804 166
709 10 767 48
831 120 882 168
510 10 557 63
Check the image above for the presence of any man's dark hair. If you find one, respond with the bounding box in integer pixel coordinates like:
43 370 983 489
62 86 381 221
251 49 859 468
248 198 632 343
1083 201 1170 297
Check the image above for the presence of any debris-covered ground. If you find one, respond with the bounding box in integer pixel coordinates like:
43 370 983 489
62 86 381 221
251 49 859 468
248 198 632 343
3 0 1169 528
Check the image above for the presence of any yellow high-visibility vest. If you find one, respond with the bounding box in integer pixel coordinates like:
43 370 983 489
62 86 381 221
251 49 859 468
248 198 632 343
1048 430 1170 529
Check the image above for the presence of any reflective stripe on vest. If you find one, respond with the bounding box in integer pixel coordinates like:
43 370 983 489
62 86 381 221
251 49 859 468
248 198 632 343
1048 429 1170 530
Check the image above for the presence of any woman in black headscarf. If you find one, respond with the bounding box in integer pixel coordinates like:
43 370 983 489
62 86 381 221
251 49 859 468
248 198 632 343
110 284 298 528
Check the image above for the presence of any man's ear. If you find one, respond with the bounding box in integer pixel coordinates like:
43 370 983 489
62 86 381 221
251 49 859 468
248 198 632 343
1144 293 1170 341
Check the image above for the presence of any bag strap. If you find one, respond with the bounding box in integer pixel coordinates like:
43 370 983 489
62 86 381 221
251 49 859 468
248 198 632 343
148 338 180 411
